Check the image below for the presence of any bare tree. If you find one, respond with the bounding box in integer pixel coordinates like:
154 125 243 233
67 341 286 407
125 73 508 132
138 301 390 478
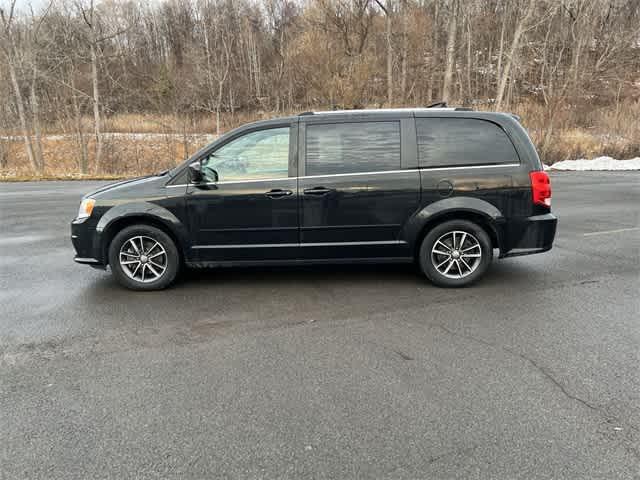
77 0 104 173
426 0 440 102
1 0 37 172
374 0 393 105
441 0 457 102
495 0 536 109
76 0 131 172
399 0 408 103
197 0 233 136
1 0 639 175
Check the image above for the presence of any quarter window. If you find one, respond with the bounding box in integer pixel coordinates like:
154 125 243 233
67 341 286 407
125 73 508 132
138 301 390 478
201 127 290 182
416 118 518 167
305 122 401 176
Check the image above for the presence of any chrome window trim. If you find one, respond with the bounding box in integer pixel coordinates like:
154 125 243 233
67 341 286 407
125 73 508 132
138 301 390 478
418 163 520 172
299 163 519 179
166 176 292 188
193 240 406 249
213 176 292 185
300 169 415 180
166 163 520 188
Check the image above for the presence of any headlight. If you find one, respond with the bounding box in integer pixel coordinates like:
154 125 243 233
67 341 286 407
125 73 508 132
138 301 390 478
77 198 96 219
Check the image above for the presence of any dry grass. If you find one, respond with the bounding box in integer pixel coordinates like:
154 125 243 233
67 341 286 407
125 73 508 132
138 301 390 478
68 111 294 135
514 99 640 164
1 102 638 179
104 114 189 134
0 133 211 178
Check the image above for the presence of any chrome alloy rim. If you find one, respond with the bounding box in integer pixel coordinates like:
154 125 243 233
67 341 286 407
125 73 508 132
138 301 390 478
119 235 167 283
431 230 482 279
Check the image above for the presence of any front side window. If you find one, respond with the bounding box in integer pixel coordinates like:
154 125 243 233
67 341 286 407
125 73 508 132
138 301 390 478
416 118 518 167
201 127 290 182
305 122 401 176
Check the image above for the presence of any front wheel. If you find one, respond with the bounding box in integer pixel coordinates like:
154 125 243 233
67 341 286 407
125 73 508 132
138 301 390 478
108 225 180 291
418 220 493 288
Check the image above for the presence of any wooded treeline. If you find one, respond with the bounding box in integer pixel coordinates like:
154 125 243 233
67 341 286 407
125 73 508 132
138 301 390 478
1 0 639 176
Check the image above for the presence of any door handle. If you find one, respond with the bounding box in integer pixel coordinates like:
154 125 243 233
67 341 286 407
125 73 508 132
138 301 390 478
303 186 333 195
265 188 293 198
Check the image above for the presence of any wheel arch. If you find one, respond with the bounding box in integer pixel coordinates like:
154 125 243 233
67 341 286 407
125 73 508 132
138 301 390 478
402 197 504 258
96 203 189 265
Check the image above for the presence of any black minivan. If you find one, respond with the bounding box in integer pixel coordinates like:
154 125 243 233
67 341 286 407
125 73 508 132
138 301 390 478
71 107 557 290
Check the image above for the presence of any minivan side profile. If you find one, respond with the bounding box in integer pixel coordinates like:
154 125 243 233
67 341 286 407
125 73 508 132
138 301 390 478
71 107 557 290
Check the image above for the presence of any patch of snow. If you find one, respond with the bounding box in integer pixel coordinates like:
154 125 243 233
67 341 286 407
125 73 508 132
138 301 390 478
546 156 640 171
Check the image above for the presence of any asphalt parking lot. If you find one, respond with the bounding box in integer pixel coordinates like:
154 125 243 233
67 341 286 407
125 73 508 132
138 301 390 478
1 172 639 479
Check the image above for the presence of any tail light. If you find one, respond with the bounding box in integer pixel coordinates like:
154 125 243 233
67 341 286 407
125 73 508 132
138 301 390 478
530 171 551 207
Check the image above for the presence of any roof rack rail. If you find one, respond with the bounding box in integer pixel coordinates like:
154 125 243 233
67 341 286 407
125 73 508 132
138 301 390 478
298 105 473 116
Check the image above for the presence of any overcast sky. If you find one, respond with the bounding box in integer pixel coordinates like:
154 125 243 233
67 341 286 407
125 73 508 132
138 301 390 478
1 0 53 14
1 0 125 15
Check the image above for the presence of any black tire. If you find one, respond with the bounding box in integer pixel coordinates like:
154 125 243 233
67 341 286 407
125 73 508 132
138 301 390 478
418 219 493 288
108 224 180 291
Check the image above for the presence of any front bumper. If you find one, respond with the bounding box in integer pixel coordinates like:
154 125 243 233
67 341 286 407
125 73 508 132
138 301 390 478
74 256 100 264
71 219 105 267
499 213 557 258
74 256 106 269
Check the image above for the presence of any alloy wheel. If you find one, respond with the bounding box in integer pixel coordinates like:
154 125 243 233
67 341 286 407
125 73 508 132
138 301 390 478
431 230 482 279
119 235 167 283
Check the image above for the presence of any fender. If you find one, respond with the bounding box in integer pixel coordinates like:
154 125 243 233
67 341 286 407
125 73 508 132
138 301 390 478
94 202 191 263
401 196 505 250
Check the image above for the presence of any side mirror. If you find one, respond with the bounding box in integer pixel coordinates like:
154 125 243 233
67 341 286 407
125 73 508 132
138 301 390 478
188 161 204 184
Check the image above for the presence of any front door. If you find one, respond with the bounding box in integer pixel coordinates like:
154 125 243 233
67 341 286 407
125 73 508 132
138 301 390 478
298 119 420 259
186 124 299 262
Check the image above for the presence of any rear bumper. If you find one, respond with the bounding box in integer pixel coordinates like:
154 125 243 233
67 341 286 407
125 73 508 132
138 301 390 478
499 213 557 258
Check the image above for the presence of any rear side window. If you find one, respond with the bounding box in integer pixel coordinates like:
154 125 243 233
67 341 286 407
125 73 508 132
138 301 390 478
306 122 400 176
416 118 518 167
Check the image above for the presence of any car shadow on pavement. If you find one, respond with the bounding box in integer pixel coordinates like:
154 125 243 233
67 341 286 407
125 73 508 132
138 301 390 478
83 259 543 296
76 259 548 347
178 262 420 286
85 259 549 301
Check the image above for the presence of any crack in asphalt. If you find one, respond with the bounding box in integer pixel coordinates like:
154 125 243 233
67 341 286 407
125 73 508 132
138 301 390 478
431 323 640 435
428 444 479 465
503 346 599 412
391 349 414 361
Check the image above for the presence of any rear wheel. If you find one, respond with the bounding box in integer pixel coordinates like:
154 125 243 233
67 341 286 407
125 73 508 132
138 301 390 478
108 225 179 290
418 219 493 287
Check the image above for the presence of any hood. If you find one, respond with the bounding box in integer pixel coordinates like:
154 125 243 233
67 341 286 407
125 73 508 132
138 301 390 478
84 173 167 199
